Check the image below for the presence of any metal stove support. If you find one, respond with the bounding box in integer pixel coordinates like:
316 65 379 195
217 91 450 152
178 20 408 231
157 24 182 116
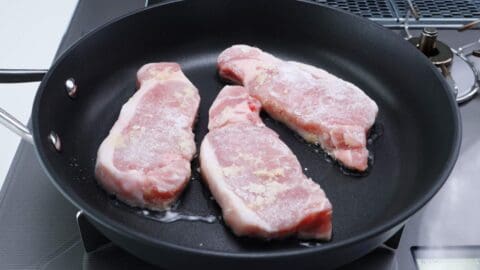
404 0 419 20
384 226 405 249
453 41 480 104
76 211 111 252
403 11 479 104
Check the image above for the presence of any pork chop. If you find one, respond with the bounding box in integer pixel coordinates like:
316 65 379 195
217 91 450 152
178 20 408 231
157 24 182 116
200 86 332 240
218 45 379 171
95 63 200 210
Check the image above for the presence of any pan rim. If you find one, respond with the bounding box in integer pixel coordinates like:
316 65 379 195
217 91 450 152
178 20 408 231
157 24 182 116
31 0 462 259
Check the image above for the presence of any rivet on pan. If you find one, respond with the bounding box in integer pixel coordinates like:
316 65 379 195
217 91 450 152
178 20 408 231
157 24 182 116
48 131 62 152
65 78 77 98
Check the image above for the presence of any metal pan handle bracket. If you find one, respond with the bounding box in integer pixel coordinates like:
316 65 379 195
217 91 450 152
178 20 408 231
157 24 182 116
0 69 48 145
0 108 33 144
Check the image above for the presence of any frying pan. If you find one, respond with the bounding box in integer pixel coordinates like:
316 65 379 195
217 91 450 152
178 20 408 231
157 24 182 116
0 0 461 269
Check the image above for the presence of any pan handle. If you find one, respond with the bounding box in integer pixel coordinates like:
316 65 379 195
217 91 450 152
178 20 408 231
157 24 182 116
0 69 47 83
0 69 47 145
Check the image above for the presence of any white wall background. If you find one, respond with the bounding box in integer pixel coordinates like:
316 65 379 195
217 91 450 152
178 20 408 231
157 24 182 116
0 1 78 188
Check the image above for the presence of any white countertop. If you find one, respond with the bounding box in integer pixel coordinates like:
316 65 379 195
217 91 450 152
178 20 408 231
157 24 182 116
0 0 78 188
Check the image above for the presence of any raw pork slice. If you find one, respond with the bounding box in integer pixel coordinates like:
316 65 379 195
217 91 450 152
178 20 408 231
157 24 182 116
218 45 379 171
95 63 200 210
200 86 332 240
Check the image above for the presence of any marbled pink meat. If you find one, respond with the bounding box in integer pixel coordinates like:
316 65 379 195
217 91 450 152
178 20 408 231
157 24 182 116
95 63 200 210
218 45 379 171
200 86 332 240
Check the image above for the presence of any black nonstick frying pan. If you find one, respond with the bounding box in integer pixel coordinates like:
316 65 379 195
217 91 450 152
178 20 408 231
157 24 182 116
0 0 461 269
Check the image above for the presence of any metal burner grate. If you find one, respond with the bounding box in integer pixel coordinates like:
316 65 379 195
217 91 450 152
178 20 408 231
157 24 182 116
309 0 480 27
146 0 480 27
395 0 480 18
313 0 395 18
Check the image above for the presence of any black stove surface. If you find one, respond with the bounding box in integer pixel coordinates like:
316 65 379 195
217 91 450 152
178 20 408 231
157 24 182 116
1 1 479 269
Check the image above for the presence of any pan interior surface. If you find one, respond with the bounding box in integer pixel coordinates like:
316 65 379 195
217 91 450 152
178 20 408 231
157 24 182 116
33 0 460 256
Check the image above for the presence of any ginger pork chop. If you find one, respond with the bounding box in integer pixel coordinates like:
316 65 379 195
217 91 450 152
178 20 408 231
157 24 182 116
95 63 200 210
218 45 378 171
200 86 332 240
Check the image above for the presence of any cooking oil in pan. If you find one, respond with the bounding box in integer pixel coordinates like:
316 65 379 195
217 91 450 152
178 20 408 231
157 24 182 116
299 241 323 247
109 195 216 223
140 209 216 223
139 198 216 223
367 123 384 145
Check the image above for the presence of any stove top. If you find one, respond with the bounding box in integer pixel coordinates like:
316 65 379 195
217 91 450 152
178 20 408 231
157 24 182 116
1 1 479 269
